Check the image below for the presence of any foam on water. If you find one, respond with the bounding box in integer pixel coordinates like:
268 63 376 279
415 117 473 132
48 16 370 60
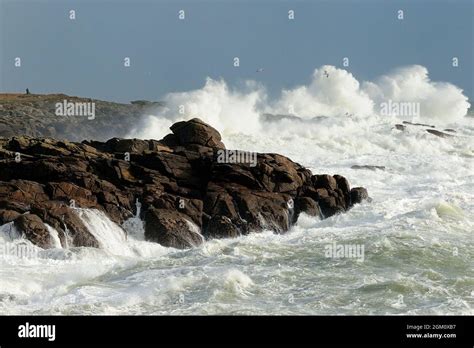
1 65 473 315
46 225 63 249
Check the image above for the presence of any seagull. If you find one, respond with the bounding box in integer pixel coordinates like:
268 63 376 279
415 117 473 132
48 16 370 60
324 70 329 78
256 68 264 73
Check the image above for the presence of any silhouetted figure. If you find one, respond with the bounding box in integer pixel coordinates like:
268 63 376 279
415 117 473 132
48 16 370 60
25 88 30 95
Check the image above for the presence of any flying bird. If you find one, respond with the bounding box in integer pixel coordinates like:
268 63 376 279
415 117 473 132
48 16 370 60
256 68 264 73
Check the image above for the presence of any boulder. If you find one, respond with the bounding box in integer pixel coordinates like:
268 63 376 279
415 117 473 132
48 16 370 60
170 118 225 149
204 215 241 239
312 174 337 191
0 209 21 224
350 187 369 205
13 213 52 248
144 208 203 249
30 202 99 248
426 129 454 138
293 197 321 223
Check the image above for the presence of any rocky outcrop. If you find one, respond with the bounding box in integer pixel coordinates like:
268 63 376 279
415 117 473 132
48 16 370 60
0 93 164 141
0 118 369 249
426 129 454 138
394 120 457 139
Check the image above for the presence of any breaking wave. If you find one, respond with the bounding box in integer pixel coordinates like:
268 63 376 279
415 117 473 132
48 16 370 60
128 64 471 141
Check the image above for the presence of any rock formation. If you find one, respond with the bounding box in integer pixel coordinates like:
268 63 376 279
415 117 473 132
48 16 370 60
0 118 369 249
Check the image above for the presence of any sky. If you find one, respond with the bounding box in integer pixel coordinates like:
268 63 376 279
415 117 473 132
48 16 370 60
0 0 472 103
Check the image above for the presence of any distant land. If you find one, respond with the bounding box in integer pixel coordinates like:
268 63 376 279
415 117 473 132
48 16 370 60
0 93 164 141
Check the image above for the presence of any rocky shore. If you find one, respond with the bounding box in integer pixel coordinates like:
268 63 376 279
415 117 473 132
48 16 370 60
0 117 368 249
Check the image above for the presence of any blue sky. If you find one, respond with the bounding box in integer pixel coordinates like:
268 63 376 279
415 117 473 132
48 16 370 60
1 0 472 103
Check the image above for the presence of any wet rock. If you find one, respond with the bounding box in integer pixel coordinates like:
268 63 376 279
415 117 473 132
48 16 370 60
0 209 21 224
204 215 241 239
108 138 150 154
30 202 99 248
0 116 368 249
293 197 321 223
426 129 454 138
170 118 225 149
144 208 203 249
312 174 337 191
13 213 52 248
333 175 350 194
350 187 369 205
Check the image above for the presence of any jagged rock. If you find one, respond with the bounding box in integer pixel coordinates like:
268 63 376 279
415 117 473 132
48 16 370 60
13 213 51 248
293 197 321 223
108 138 151 153
0 210 21 224
204 215 241 239
426 129 454 138
0 117 368 250
30 202 99 248
312 174 337 191
46 182 97 208
170 118 225 149
144 208 203 248
350 187 369 205
334 175 350 194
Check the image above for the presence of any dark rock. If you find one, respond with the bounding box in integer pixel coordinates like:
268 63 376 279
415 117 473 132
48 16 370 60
0 114 368 249
13 213 52 248
319 196 345 218
312 174 337 191
144 208 203 249
426 129 454 138
333 175 350 194
204 215 241 239
0 209 21 224
293 197 321 223
170 118 225 149
46 182 97 208
30 202 99 248
350 187 369 205
110 138 150 153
